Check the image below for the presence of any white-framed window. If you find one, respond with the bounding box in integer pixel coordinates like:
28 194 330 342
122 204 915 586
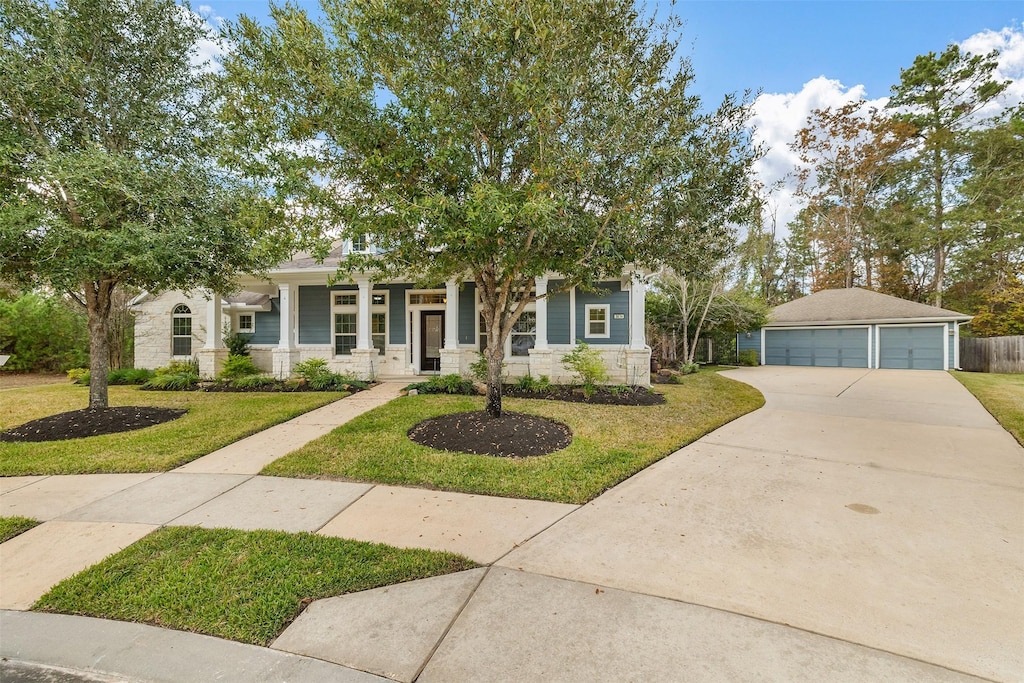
237 313 255 334
172 304 192 356
332 290 387 355
585 304 610 338
350 235 370 252
511 311 536 357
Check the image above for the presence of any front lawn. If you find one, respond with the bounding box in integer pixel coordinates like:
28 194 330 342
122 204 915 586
953 371 1024 447
0 515 40 543
264 372 764 504
0 385 344 475
34 526 476 646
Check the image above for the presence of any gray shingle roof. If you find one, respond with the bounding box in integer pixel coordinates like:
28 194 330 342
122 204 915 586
767 288 971 326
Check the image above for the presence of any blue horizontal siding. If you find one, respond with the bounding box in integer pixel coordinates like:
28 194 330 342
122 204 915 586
547 280 570 345
736 332 760 363
386 284 410 345
575 281 628 344
298 286 331 344
250 298 280 345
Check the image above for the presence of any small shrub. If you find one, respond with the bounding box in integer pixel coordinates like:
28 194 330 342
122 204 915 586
737 349 759 366
143 372 199 390
308 373 341 391
515 374 537 391
405 374 475 395
680 362 699 375
230 374 278 389
67 368 89 384
156 359 199 376
294 357 330 379
468 353 489 383
223 332 252 357
219 354 260 380
562 342 609 390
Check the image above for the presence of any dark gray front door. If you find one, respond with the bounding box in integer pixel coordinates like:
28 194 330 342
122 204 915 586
420 311 444 372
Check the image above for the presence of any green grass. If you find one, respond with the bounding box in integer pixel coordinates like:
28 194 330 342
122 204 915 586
265 372 764 504
953 371 1024 447
0 516 40 543
0 385 345 475
34 526 476 646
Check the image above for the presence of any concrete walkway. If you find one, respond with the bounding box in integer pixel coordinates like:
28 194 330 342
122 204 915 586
2 369 1022 681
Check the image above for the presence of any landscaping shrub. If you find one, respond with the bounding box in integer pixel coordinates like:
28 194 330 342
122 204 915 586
679 362 699 375
405 374 475 395
562 342 609 391
294 357 330 380
223 331 252 357
737 349 759 366
515 374 552 392
230 374 278 389
68 368 155 386
143 371 199 390
218 354 261 380
156 360 199 376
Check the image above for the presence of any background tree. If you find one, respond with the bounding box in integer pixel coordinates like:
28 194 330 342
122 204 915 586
887 43 1009 307
0 291 89 372
791 102 914 290
221 0 756 417
0 0 285 408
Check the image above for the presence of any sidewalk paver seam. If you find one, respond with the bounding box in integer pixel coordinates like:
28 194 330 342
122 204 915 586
694 437 1024 492
311 482 378 534
488 567 995 683
162 473 259 527
407 566 492 682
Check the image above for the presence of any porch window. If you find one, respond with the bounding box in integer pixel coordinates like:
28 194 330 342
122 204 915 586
172 304 192 356
479 313 489 353
585 304 610 338
511 311 536 357
334 313 357 355
372 312 386 353
237 313 254 334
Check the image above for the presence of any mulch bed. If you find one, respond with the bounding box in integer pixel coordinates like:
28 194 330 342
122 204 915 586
408 411 573 457
502 385 666 406
0 406 188 443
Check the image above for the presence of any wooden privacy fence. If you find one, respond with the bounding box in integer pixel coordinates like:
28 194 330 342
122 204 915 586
960 335 1024 373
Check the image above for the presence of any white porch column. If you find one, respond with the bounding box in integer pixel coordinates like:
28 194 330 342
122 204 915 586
628 273 646 350
444 281 459 349
356 278 372 350
277 283 293 349
534 276 548 350
205 292 223 348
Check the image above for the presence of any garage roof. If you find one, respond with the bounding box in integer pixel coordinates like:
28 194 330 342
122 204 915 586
766 288 972 326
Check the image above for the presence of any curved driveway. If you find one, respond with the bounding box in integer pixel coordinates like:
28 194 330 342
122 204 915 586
474 367 1023 682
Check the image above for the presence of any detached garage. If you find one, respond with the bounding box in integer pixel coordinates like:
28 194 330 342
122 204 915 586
738 288 972 370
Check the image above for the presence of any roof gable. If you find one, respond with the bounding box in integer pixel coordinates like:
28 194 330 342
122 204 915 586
767 288 971 325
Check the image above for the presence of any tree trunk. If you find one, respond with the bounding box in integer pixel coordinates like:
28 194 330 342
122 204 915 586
485 347 504 418
84 279 115 409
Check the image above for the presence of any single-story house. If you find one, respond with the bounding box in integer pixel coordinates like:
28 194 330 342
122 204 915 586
132 240 651 385
737 288 972 370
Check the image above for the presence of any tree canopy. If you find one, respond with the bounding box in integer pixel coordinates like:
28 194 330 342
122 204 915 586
221 0 757 415
0 0 286 407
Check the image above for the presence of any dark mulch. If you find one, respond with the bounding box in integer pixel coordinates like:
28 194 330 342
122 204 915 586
0 406 188 443
408 410 573 458
502 385 666 406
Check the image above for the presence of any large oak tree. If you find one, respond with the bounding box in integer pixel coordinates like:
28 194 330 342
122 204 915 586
0 0 286 408
221 0 756 416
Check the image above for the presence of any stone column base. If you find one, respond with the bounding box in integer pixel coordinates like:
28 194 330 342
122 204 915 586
272 348 298 379
624 348 652 387
528 348 554 379
439 348 464 376
348 349 381 381
196 348 228 379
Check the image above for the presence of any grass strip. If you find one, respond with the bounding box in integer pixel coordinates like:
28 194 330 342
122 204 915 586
34 526 477 646
265 372 764 504
952 371 1024 447
0 385 344 475
0 515 40 543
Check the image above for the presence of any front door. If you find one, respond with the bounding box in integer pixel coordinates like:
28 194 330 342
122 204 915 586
420 311 444 372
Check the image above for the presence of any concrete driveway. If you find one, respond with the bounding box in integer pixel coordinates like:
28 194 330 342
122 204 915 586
477 367 1024 682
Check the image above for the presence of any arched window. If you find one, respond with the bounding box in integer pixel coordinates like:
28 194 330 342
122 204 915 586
172 304 192 356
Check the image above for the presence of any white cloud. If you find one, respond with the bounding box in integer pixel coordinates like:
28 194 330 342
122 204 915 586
185 5 228 73
748 77 887 234
745 23 1024 241
960 23 1024 118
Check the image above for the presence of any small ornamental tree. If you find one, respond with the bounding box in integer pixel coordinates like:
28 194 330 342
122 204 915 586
221 0 756 417
0 0 287 408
